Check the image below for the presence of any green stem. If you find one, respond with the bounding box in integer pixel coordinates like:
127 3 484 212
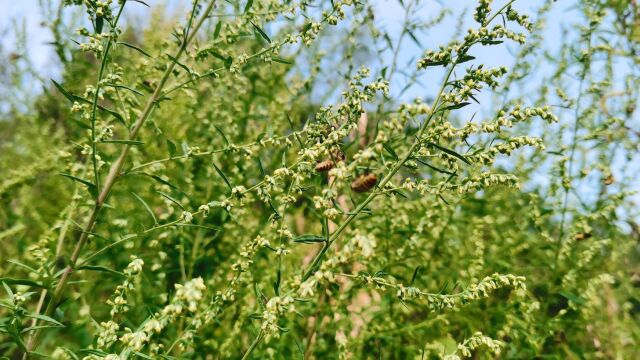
301 1 515 282
22 1 218 356
553 30 593 274
241 330 264 360
302 57 457 281
90 5 125 190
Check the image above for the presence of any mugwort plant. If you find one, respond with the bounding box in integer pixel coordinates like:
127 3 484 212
0 0 638 358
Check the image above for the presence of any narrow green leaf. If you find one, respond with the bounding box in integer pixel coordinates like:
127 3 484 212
481 39 504 45
21 324 67 333
156 191 185 210
0 278 47 289
253 283 265 311
197 48 231 66
2 282 13 298
390 188 408 198
80 231 108 242
99 139 144 145
175 223 219 231
71 118 91 129
273 268 281 296
272 56 293 65
247 312 263 320
251 22 271 43
405 28 421 46
413 157 456 175
97 104 126 126
167 54 192 75
80 236 136 266
559 291 586 305
381 66 388 79
214 125 230 146
51 79 74 102
427 142 471 165
59 173 98 198
212 162 232 191
7 260 38 274
129 0 150 7
256 157 265 177
117 41 151 57
421 60 448 67
383 33 393 51
410 265 422 286
293 235 326 244
68 93 126 125
382 143 398 160
13 330 28 351
437 280 451 295
214 21 223 39
77 265 126 278
60 348 80 360
95 16 103 33
78 349 109 356
268 199 281 219
25 313 64 327
134 352 153 359
244 0 254 13
132 192 158 225
437 102 470 113
285 113 304 149
104 83 144 96
457 54 476 64
166 139 177 158
144 173 177 189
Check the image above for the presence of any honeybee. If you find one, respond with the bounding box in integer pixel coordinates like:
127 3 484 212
315 159 334 172
604 174 614 186
332 148 346 162
351 173 377 193
315 148 346 173
574 232 592 241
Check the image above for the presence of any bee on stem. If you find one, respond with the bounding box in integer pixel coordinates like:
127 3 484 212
604 174 614 186
351 173 377 193
315 159 334 172
315 148 346 173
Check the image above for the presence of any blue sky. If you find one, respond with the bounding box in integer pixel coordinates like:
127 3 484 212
3 0 636 218
2 0 571 95
1 0 582 130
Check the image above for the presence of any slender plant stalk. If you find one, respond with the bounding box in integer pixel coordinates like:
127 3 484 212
89 5 125 189
241 330 264 360
241 4 517 357
300 0 515 282
553 30 593 273
22 1 217 356
23 2 127 347
27 162 87 334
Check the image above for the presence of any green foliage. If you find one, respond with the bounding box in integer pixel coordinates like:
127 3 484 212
0 0 638 359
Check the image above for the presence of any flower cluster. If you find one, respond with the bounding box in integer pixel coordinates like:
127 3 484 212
350 272 526 312
444 332 504 359
473 0 493 24
261 295 296 341
104 256 144 318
